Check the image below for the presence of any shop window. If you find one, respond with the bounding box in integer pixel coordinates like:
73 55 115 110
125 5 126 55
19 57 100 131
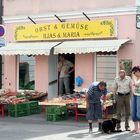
96 52 117 82
19 55 35 90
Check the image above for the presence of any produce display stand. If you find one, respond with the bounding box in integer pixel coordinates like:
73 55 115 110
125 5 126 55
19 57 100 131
39 102 66 106
0 91 47 118
68 104 109 122
39 101 114 122
75 104 86 122
39 102 81 121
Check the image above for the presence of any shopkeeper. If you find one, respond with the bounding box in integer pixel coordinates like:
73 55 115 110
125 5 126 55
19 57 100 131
58 55 74 96
86 81 107 133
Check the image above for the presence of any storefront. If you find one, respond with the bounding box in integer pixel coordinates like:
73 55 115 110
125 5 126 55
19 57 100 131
1 1 140 99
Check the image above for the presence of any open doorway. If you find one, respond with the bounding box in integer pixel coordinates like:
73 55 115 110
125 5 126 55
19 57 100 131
58 54 75 96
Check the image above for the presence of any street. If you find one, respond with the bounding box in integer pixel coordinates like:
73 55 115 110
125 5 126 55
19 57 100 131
0 114 140 140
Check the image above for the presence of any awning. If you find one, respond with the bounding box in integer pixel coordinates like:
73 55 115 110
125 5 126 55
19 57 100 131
0 42 60 55
54 39 130 54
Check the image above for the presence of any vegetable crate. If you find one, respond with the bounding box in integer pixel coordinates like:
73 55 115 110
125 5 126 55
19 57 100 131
9 110 29 117
28 101 41 115
46 105 67 115
46 113 68 122
9 102 30 111
29 107 41 115
9 101 41 117
28 101 39 109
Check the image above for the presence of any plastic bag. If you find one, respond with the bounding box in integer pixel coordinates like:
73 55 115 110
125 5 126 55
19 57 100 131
75 76 84 87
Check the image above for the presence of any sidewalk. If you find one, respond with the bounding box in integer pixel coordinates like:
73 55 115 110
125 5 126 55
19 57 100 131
0 114 140 140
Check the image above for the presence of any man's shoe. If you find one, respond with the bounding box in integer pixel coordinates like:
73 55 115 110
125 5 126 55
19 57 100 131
125 127 131 131
98 123 102 132
117 128 122 132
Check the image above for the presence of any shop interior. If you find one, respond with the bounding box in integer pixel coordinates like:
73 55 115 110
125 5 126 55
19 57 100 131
58 54 75 96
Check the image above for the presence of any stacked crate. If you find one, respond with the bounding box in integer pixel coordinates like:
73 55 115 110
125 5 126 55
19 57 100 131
9 101 41 117
9 102 30 117
28 101 41 115
46 105 68 121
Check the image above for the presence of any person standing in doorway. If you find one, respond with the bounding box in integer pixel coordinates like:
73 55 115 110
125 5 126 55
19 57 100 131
86 81 107 133
131 66 140 134
58 55 74 96
113 70 132 131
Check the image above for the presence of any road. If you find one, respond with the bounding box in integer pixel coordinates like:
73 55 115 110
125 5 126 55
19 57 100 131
0 114 140 140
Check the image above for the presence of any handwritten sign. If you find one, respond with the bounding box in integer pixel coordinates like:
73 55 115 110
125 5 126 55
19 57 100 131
14 19 117 41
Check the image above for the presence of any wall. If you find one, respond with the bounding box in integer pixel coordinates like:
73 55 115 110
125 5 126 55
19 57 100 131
117 15 136 67
35 55 48 92
75 53 94 91
134 27 140 65
4 55 17 91
136 0 140 5
3 0 135 16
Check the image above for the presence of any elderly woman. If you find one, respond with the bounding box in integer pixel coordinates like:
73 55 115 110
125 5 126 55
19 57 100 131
131 66 140 133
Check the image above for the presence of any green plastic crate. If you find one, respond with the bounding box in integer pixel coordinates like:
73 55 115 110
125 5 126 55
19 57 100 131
46 106 67 115
46 113 68 122
30 107 41 115
28 101 39 109
9 103 29 111
9 110 29 117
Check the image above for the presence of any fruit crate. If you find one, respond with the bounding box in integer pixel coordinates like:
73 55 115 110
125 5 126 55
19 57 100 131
30 107 41 115
9 110 29 117
46 105 67 115
9 102 29 111
46 113 68 122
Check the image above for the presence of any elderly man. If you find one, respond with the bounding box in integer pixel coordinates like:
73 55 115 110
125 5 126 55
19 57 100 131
113 70 132 131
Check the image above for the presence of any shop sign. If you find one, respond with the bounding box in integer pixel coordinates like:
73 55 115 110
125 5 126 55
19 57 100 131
14 19 117 41
136 14 140 29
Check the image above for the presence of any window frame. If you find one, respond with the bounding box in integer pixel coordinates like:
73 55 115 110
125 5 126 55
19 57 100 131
17 55 35 92
95 52 118 82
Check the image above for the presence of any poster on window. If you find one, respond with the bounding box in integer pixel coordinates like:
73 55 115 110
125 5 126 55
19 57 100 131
119 59 132 77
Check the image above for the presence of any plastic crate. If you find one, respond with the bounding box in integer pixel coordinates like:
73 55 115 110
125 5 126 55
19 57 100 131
9 103 29 111
30 107 41 115
28 101 39 109
46 113 68 122
9 110 29 117
46 106 67 115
